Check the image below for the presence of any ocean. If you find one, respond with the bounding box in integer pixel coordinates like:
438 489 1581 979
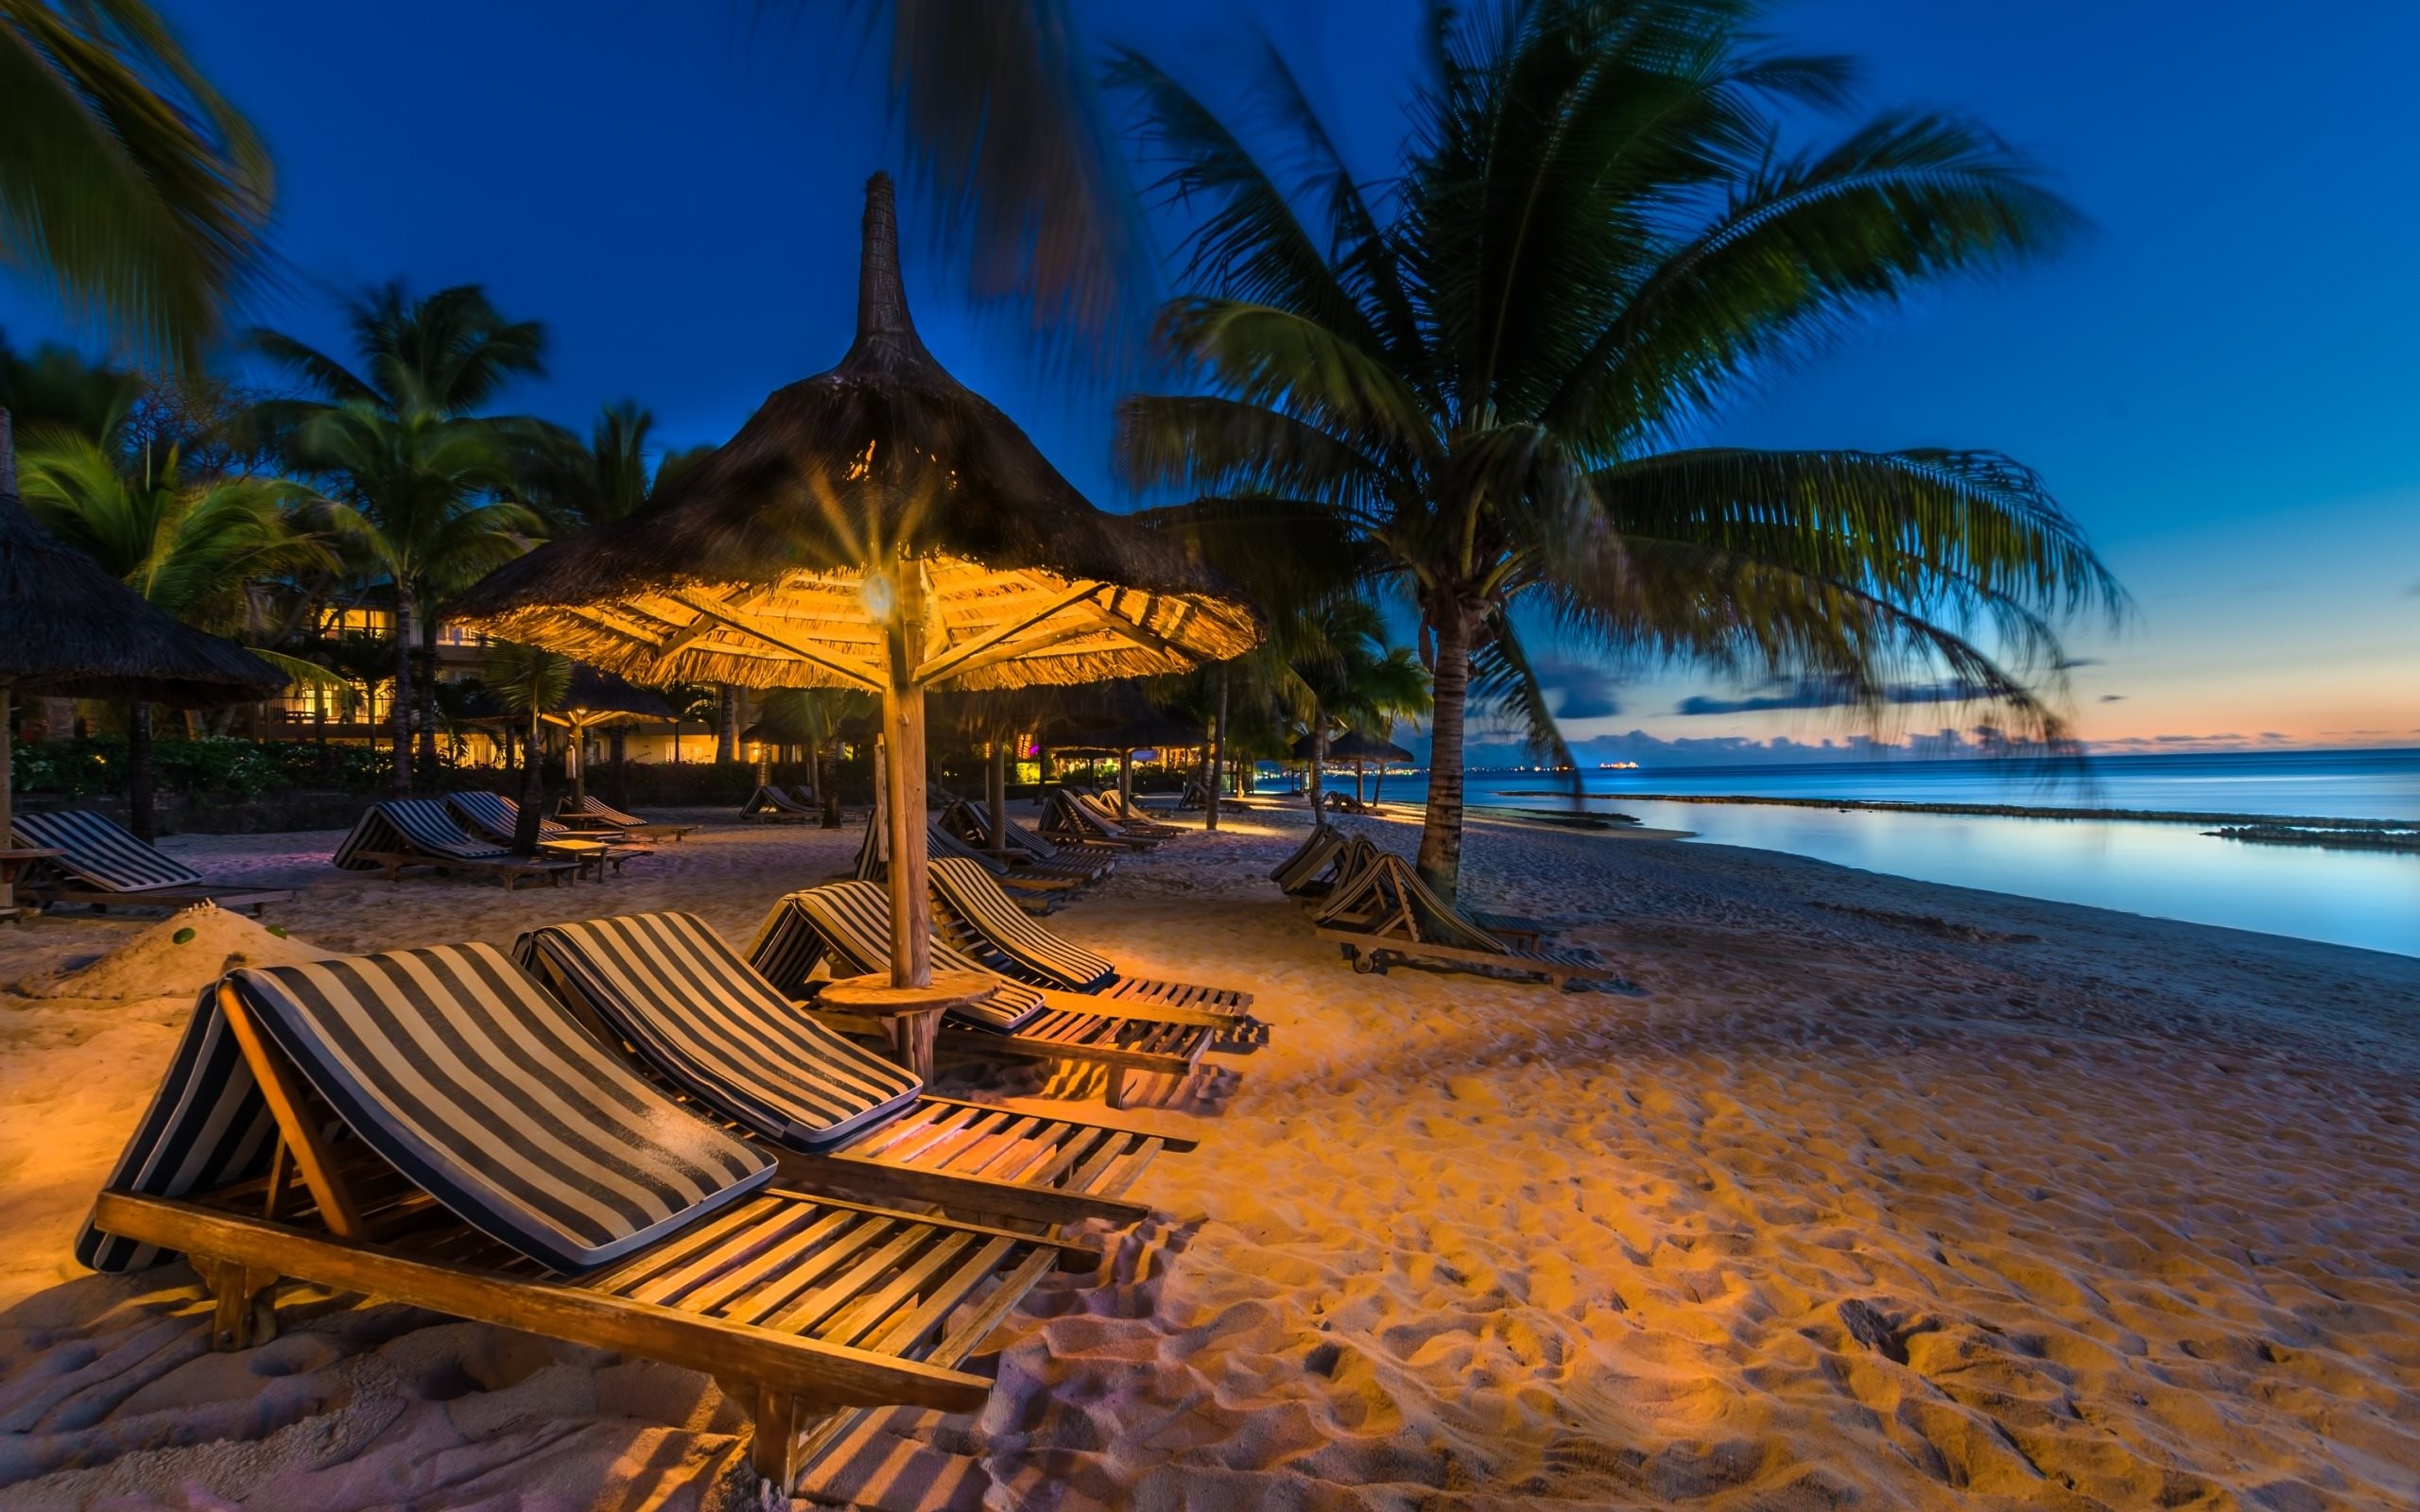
1263 748 2420 958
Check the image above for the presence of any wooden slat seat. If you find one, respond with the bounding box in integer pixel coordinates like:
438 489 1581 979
9 810 295 916
1310 847 1621 990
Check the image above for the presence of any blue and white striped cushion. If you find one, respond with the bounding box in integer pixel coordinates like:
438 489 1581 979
11 810 203 892
331 799 510 869
520 913 923 1150
76 987 278 1272
929 858 1115 989
79 945 773 1274
747 884 1046 1033
447 791 571 844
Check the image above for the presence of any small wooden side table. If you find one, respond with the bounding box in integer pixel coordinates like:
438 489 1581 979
0 847 64 925
538 837 618 881
816 970 998 1083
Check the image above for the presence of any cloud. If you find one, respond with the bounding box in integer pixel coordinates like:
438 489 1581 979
2055 656 2104 670
1531 660 1621 722
1675 678 1981 716
2098 694 2126 702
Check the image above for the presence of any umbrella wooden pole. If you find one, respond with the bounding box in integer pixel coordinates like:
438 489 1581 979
0 678 13 913
879 567 932 989
987 740 1010 859
1117 747 1132 816
1206 667 1227 833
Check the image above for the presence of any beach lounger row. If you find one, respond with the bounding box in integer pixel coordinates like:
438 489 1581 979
1040 787 1174 850
8 809 294 916
743 784 819 821
76 937 1100 1491
558 793 696 841
331 798 584 889
1270 822 1618 989
940 799 1125 876
750 881 1230 1108
857 809 1093 913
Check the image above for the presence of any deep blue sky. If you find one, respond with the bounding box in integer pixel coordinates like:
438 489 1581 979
7 0 2415 758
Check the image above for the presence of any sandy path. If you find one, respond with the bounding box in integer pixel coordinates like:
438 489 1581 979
0 805 2412 1509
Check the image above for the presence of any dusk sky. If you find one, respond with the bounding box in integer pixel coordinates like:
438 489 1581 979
5 0 2415 761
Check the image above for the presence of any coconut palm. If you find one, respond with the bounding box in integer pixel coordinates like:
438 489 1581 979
17 429 333 836
480 640 570 853
519 399 714 531
1 0 271 368
254 284 553 791
1115 1 2122 897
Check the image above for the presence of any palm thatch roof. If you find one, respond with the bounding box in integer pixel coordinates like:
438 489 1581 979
0 417 285 706
449 174 1258 692
1294 730 1415 764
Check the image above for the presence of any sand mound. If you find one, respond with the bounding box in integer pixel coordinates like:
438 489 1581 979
14 903 333 1001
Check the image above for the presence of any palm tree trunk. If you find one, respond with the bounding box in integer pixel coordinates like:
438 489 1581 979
512 713 544 853
820 736 842 828
609 726 627 806
987 739 1009 856
126 701 156 843
1206 666 1227 832
1414 604 1476 900
389 624 413 796
716 686 737 765
1305 705 1326 819
416 605 440 783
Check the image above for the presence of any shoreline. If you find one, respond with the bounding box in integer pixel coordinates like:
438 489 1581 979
1489 790 2419 828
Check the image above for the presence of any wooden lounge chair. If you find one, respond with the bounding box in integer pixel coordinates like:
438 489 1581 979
936 799 1117 884
9 810 293 916
749 882 1227 1108
1039 788 1161 850
448 791 654 878
76 942 1084 1491
1270 824 1347 897
929 857 1269 1050
557 794 696 842
743 785 815 821
1311 848 1616 990
1068 786 1183 839
330 799 581 890
853 811 1084 913
517 911 1189 1228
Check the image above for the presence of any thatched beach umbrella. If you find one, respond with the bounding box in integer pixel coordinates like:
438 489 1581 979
463 663 675 799
452 174 1259 990
1293 728 1414 805
1076 703 1204 813
0 411 286 908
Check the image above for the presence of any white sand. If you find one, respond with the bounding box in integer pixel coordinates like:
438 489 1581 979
0 805 2413 1509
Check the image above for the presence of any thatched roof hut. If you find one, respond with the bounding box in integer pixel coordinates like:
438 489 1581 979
2 412 285 908
0 418 286 706
1294 730 1414 764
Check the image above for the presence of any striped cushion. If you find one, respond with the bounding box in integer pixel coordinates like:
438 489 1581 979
520 913 923 1149
746 884 1046 1032
251 944 769 1269
448 791 570 844
76 988 278 1272
562 795 647 828
929 857 1115 990
11 810 203 892
331 799 510 868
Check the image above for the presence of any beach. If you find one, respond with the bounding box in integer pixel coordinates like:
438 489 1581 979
0 807 2414 1510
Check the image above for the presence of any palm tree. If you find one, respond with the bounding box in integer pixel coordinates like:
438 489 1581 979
1115 2 2122 898
254 284 553 791
17 429 333 836
1 0 271 369
518 400 713 531
480 641 569 853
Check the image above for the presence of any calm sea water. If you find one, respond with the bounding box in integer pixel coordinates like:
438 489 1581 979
1261 749 2420 958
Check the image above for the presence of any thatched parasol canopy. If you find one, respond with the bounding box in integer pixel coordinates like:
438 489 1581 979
449 175 1257 694
1294 730 1414 764
1 411 286 909
463 664 675 726
451 174 1261 989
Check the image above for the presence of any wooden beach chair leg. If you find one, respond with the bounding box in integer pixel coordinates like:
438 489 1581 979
195 1256 282 1349
1105 1065 1127 1109
718 1377 837 1492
